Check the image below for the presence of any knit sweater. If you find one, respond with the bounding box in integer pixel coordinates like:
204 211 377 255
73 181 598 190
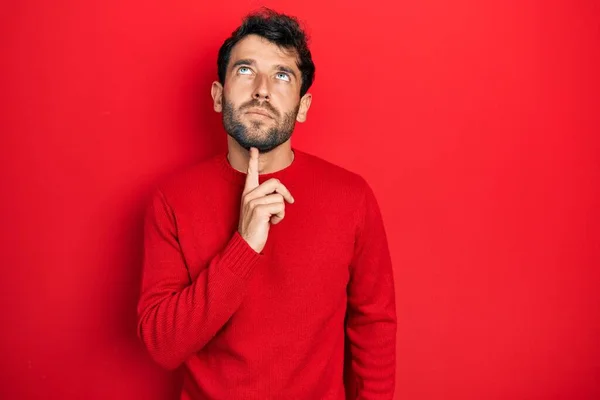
137 147 397 399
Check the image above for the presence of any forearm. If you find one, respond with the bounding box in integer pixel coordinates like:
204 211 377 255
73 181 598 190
346 307 397 398
137 232 260 369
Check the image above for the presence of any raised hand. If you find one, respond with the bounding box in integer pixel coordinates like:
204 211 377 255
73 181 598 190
237 147 294 253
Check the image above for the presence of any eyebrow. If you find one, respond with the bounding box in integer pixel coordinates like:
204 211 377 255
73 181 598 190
230 58 298 80
230 58 256 70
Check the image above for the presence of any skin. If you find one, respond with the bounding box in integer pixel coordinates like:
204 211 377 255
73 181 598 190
210 34 313 253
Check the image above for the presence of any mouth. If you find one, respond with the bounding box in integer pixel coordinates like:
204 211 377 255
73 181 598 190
245 109 273 119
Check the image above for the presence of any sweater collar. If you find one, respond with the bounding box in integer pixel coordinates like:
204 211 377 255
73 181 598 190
216 146 303 186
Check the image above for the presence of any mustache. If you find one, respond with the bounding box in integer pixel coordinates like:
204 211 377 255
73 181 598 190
239 99 280 118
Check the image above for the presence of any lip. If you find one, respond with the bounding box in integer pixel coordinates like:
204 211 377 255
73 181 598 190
245 109 273 119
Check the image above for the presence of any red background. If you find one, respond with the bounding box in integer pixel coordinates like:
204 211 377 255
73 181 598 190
1 0 599 399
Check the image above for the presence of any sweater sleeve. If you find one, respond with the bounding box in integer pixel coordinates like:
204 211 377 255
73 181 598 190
136 189 261 370
345 180 397 399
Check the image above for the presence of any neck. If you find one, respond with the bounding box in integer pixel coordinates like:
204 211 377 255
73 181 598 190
226 136 295 174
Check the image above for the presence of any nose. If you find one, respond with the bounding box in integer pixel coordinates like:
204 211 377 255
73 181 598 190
252 73 270 101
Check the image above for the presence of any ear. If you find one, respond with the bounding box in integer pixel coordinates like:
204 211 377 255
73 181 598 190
211 81 224 112
296 93 312 123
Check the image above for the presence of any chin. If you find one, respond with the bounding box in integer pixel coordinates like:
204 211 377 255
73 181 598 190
240 141 280 154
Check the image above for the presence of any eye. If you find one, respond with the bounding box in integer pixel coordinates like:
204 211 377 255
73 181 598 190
276 72 290 82
238 67 252 75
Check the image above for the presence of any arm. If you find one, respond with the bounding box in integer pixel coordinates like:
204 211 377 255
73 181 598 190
136 189 261 369
345 180 397 399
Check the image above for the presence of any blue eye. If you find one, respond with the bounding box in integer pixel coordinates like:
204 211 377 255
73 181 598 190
276 72 290 82
238 67 252 75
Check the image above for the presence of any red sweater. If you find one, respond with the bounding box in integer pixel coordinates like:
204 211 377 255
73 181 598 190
137 148 397 399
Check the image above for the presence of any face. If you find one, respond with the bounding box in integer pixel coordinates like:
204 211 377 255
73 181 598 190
212 34 312 153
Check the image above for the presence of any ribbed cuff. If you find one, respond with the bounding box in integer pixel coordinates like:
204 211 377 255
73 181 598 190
219 231 262 280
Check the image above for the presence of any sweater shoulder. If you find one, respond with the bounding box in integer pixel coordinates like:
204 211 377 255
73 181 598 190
152 154 223 201
299 150 370 195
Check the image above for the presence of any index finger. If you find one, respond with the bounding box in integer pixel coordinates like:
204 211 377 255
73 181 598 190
244 147 259 194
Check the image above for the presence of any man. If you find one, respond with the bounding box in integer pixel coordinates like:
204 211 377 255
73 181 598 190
137 8 396 400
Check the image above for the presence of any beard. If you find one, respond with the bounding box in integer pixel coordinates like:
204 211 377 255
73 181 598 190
222 96 300 153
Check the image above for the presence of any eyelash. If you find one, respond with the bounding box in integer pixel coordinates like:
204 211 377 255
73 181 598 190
237 67 290 81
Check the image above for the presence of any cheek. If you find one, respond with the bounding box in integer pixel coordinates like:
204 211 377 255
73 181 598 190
272 86 300 112
224 79 254 101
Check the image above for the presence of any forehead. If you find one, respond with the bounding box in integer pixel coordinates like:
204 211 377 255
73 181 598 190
229 34 299 70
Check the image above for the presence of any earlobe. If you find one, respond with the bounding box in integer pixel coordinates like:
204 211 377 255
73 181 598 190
296 93 312 123
211 81 223 112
